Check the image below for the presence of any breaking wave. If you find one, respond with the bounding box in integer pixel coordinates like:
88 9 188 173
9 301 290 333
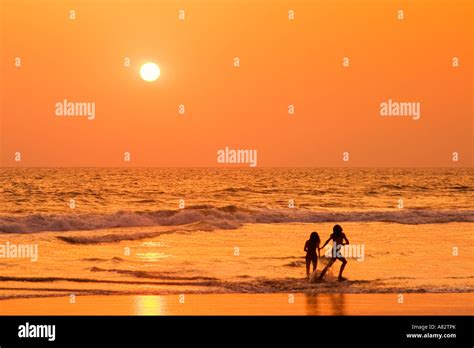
0 205 473 233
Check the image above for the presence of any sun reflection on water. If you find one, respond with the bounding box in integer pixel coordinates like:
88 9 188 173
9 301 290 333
134 295 166 315
135 252 170 261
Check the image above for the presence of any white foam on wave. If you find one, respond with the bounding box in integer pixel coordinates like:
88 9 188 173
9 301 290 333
0 205 473 234
1 273 472 296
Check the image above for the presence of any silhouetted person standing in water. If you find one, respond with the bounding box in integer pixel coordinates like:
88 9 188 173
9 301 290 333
304 232 320 278
319 224 349 281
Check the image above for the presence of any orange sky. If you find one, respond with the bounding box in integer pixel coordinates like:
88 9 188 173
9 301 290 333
1 0 472 167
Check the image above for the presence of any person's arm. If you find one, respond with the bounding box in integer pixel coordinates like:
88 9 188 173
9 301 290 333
343 234 349 245
320 237 331 250
304 241 308 252
317 243 321 257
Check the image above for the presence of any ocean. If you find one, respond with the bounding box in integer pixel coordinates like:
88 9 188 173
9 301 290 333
0 168 473 301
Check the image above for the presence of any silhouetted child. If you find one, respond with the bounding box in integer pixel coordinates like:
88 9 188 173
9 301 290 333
304 232 320 278
318 224 349 281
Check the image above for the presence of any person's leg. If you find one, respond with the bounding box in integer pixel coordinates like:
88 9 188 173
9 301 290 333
312 256 317 272
306 257 311 277
318 258 335 279
338 257 347 280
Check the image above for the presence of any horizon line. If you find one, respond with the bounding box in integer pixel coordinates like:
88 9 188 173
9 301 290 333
1 165 473 169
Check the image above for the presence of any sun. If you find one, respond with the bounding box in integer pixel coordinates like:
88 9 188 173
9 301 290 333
140 62 160 82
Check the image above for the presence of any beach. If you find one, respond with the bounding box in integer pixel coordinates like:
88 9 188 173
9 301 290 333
1 293 473 315
0 168 473 315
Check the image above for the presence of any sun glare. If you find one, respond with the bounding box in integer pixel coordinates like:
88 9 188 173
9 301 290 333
140 62 160 82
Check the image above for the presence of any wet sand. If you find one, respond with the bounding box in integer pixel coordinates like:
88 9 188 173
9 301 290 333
1 293 473 315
